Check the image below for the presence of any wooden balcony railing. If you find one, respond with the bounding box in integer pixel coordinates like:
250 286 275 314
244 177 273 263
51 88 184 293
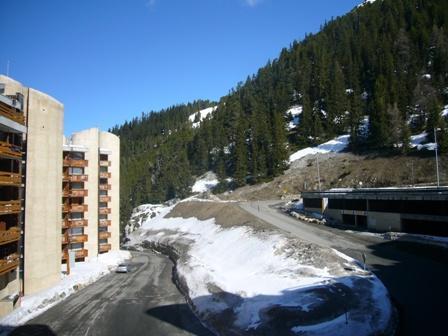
99 184 111 191
0 200 21 215
62 204 88 213
98 231 111 240
99 244 111 253
0 227 20 246
69 234 88 244
61 249 88 260
63 159 88 168
62 219 88 229
0 141 22 160
99 207 111 215
63 189 88 198
61 233 69 244
0 253 19 275
98 219 111 227
99 172 111 179
99 160 111 167
99 195 111 202
0 101 25 125
0 171 21 186
63 174 88 182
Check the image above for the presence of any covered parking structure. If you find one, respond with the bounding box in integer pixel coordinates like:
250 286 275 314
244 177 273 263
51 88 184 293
302 187 448 237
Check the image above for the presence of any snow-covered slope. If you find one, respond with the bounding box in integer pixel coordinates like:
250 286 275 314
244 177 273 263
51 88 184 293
289 135 350 163
189 106 218 128
126 202 393 335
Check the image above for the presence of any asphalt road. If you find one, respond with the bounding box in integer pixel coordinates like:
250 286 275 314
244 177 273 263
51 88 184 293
241 201 448 336
12 251 213 336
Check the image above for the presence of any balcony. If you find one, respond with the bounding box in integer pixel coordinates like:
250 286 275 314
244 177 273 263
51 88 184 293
0 227 20 246
0 200 21 215
0 171 21 186
98 231 111 240
99 207 111 215
0 100 25 125
98 219 111 227
63 159 88 168
99 195 111 202
62 204 88 213
99 172 111 179
99 244 111 253
62 219 88 229
0 253 19 275
99 160 111 167
61 249 88 260
63 174 88 183
62 189 88 198
99 184 111 191
70 234 88 244
0 141 22 160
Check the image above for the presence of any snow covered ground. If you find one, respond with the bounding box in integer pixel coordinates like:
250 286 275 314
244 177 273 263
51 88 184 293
189 106 218 128
0 250 131 327
191 171 219 193
126 202 394 335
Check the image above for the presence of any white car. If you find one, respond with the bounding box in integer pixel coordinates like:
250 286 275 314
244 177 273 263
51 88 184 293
116 264 129 273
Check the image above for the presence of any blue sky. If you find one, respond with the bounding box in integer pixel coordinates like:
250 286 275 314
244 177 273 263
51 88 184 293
1 0 360 135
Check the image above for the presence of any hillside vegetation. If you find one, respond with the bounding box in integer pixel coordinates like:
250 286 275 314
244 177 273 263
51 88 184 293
112 0 448 226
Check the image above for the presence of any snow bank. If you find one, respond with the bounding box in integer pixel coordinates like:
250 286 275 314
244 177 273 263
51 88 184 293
0 250 131 326
289 134 350 163
189 106 218 128
126 204 393 335
126 203 168 235
191 172 219 193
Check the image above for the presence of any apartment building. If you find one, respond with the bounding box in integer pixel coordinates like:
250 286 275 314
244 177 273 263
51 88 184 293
0 75 120 317
62 129 120 264
0 80 26 316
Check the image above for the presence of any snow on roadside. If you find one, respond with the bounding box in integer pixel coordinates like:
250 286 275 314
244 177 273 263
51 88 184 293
0 250 131 326
289 134 350 163
191 171 219 193
126 203 393 335
189 106 218 128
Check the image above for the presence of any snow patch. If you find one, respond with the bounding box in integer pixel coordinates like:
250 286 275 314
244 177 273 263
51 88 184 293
286 105 303 130
192 172 219 193
189 106 218 128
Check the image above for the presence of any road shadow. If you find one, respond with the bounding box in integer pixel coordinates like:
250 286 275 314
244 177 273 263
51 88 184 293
146 304 214 336
0 324 57 336
364 240 448 336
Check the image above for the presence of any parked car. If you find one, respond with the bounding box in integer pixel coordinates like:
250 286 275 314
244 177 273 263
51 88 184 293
116 264 129 273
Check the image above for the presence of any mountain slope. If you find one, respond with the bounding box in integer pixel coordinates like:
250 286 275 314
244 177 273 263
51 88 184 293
112 0 448 227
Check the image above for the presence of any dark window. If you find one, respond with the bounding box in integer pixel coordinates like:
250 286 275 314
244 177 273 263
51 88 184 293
303 198 322 209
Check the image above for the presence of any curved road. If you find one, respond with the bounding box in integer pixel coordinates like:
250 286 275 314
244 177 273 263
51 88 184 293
11 251 213 336
241 201 448 336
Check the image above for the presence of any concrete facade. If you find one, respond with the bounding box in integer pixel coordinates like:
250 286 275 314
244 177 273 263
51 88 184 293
23 89 64 295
